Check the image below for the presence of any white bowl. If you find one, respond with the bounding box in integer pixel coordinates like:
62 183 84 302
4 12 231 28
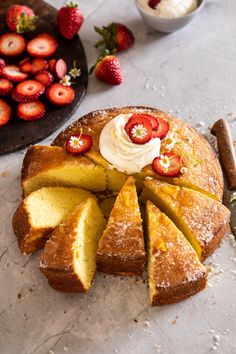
134 0 206 33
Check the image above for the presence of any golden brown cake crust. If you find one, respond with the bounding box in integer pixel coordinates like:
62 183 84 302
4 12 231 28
40 203 88 293
52 106 223 200
97 177 146 275
147 202 207 306
12 201 53 254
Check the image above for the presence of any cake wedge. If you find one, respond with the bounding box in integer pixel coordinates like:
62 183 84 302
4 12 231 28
142 179 230 261
146 201 207 306
13 186 94 254
40 198 106 292
97 176 146 275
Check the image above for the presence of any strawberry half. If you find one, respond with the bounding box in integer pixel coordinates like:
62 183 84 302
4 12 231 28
94 54 122 85
152 117 169 139
46 83 75 106
55 59 67 79
2 65 28 82
34 70 54 87
48 59 56 73
6 4 37 33
148 0 161 9
31 58 48 74
0 33 26 57
66 134 93 155
19 58 32 73
152 152 182 177
13 80 45 102
27 33 58 58
0 99 11 127
95 23 135 53
125 113 158 135
0 78 13 96
0 58 6 75
128 119 152 145
17 101 45 121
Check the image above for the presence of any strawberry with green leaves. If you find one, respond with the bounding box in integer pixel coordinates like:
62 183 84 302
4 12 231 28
91 50 123 85
94 22 135 53
6 4 37 33
57 2 84 40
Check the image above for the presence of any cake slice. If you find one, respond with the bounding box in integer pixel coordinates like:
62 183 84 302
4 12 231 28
40 198 106 292
146 201 207 306
142 179 230 260
97 176 146 275
21 145 107 196
13 186 94 254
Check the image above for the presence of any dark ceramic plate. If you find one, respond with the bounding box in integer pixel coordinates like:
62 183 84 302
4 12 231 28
0 0 88 155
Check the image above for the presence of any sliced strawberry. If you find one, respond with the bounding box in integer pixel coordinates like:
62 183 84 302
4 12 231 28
2 65 28 82
0 58 6 75
17 101 45 121
0 99 11 127
27 33 58 58
48 59 56 73
55 59 67 79
31 58 48 74
125 113 158 135
34 70 54 87
13 80 45 102
0 78 13 96
0 33 26 57
66 134 93 155
152 117 169 139
152 152 182 177
128 120 152 145
19 58 32 73
46 83 75 106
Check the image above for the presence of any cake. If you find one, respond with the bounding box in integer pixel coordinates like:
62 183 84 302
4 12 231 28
40 198 106 292
142 179 230 260
52 107 223 200
21 145 107 196
13 186 94 254
146 201 207 306
97 176 146 275
12 106 229 304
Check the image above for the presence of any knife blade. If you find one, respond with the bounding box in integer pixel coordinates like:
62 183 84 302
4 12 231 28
211 119 236 238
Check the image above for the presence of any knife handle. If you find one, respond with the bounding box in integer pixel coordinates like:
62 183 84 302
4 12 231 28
211 119 236 190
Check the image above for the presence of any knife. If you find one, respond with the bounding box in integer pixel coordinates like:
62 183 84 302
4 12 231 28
211 119 236 238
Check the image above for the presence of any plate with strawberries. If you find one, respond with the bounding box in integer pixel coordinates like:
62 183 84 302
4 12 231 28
0 0 88 155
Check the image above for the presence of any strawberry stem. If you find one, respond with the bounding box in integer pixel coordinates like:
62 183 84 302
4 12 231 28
66 1 78 8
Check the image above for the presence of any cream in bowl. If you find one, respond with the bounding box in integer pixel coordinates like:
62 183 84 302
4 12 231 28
139 0 198 19
135 0 205 33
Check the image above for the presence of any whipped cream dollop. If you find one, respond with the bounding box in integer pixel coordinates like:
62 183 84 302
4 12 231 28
139 0 198 19
99 114 161 174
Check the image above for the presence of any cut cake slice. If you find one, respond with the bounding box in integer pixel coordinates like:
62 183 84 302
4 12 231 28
141 178 230 261
97 176 146 275
40 198 106 292
21 145 107 196
146 201 207 306
13 186 94 254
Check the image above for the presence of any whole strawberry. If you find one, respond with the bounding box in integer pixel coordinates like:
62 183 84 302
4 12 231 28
92 52 123 85
57 2 84 40
94 23 135 53
6 4 37 33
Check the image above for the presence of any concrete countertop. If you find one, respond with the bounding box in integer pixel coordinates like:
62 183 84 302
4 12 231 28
0 0 236 353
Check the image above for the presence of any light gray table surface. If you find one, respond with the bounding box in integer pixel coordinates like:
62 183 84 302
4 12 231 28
0 0 236 353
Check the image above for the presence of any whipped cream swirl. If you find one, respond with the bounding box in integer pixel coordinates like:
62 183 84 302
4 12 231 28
99 114 161 174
